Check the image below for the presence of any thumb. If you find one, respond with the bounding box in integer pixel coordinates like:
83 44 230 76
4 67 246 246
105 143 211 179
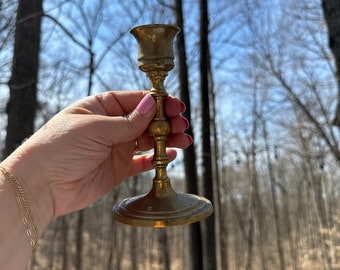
108 93 156 143
135 93 156 116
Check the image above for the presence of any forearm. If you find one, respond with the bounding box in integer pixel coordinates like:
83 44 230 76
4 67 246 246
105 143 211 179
0 146 54 269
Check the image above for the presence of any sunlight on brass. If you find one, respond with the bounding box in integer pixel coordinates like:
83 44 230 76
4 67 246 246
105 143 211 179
112 24 213 227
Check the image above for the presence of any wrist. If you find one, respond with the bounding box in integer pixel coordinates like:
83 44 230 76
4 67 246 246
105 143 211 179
1 144 54 237
0 172 35 268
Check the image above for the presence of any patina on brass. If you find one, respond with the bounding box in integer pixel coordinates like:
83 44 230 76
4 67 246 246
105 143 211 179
112 24 213 227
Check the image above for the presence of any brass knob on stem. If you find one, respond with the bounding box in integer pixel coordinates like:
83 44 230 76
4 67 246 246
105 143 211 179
112 24 213 227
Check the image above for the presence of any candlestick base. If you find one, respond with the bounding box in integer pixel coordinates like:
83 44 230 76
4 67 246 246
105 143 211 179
113 191 213 227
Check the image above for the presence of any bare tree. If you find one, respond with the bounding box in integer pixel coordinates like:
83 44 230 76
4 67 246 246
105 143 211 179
3 0 43 158
260 114 286 270
43 0 134 96
0 0 17 84
322 0 340 128
173 0 205 269
199 0 217 269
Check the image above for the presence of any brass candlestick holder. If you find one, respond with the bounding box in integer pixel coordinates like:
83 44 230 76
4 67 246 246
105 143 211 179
112 24 213 227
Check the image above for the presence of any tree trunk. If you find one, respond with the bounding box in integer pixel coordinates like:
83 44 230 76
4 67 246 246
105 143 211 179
130 176 138 270
208 49 224 270
173 0 204 269
322 0 340 128
159 229 171 270
245 216 254 270
199 0 216 269
76 210 84 270
248 89 266 270
261 118 286 270
4 0 42 158
295 116 332 270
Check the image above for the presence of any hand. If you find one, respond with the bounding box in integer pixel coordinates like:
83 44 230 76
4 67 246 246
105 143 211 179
2 90 191 225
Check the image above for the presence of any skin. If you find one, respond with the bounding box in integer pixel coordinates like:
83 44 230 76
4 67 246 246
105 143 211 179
0 90 191 269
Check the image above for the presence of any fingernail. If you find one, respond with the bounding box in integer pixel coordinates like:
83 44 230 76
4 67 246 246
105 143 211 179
180 101 186 113
183 117 189 129
186 134 193 145
136 94 155 115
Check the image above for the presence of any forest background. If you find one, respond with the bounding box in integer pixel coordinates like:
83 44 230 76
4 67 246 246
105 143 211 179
1 0 340 270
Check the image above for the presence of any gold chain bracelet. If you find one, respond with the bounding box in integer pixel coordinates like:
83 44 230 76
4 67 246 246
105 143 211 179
0 166 39 253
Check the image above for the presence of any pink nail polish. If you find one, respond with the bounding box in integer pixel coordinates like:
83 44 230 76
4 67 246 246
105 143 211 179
136 94 155 115
183 117 189 129
186 134 193 145
180 101 186 113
